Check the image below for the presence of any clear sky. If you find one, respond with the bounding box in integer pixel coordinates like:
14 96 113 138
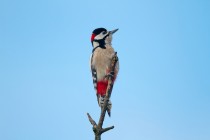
0 0 209 140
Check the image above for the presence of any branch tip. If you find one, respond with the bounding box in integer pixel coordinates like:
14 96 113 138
101 126 114 134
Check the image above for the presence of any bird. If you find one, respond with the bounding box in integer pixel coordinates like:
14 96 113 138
90 27 119 117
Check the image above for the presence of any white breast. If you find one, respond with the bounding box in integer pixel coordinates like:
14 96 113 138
91 45 117 81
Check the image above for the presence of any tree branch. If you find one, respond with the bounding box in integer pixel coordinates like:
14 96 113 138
87 52 118 140
87 113 97 128
101 126 114 134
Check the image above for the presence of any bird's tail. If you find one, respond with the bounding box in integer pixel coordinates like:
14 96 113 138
98 95 112 117
107 107 111 117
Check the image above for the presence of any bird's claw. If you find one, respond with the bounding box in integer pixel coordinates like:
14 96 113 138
104 71 114 79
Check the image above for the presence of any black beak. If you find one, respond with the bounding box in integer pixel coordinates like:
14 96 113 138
110 29 119 34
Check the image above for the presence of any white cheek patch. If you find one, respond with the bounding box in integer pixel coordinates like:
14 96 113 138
93 42 99 47
94 33 109 40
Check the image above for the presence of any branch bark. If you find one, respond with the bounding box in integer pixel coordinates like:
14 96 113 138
87 52 118 140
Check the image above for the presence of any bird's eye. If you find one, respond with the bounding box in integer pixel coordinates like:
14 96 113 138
102 31 107 35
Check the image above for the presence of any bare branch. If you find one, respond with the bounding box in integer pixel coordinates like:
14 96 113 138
87 113 97 128
101 126 114 134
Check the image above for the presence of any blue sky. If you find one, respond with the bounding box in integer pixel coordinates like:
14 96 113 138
0 0 210 140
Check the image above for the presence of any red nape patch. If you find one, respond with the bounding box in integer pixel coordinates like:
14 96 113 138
97 81 108 96
91 34 95 42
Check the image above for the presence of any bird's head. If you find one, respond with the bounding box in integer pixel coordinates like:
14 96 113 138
91 28 118 48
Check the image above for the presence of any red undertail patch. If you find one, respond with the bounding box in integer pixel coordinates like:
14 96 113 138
97 81 108 96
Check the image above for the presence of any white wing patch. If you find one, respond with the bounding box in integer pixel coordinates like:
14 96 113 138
90 53 97 92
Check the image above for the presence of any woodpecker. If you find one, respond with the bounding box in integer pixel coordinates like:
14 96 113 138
90 28 119 117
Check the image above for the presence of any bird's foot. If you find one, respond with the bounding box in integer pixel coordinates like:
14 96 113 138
104 71 114 80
